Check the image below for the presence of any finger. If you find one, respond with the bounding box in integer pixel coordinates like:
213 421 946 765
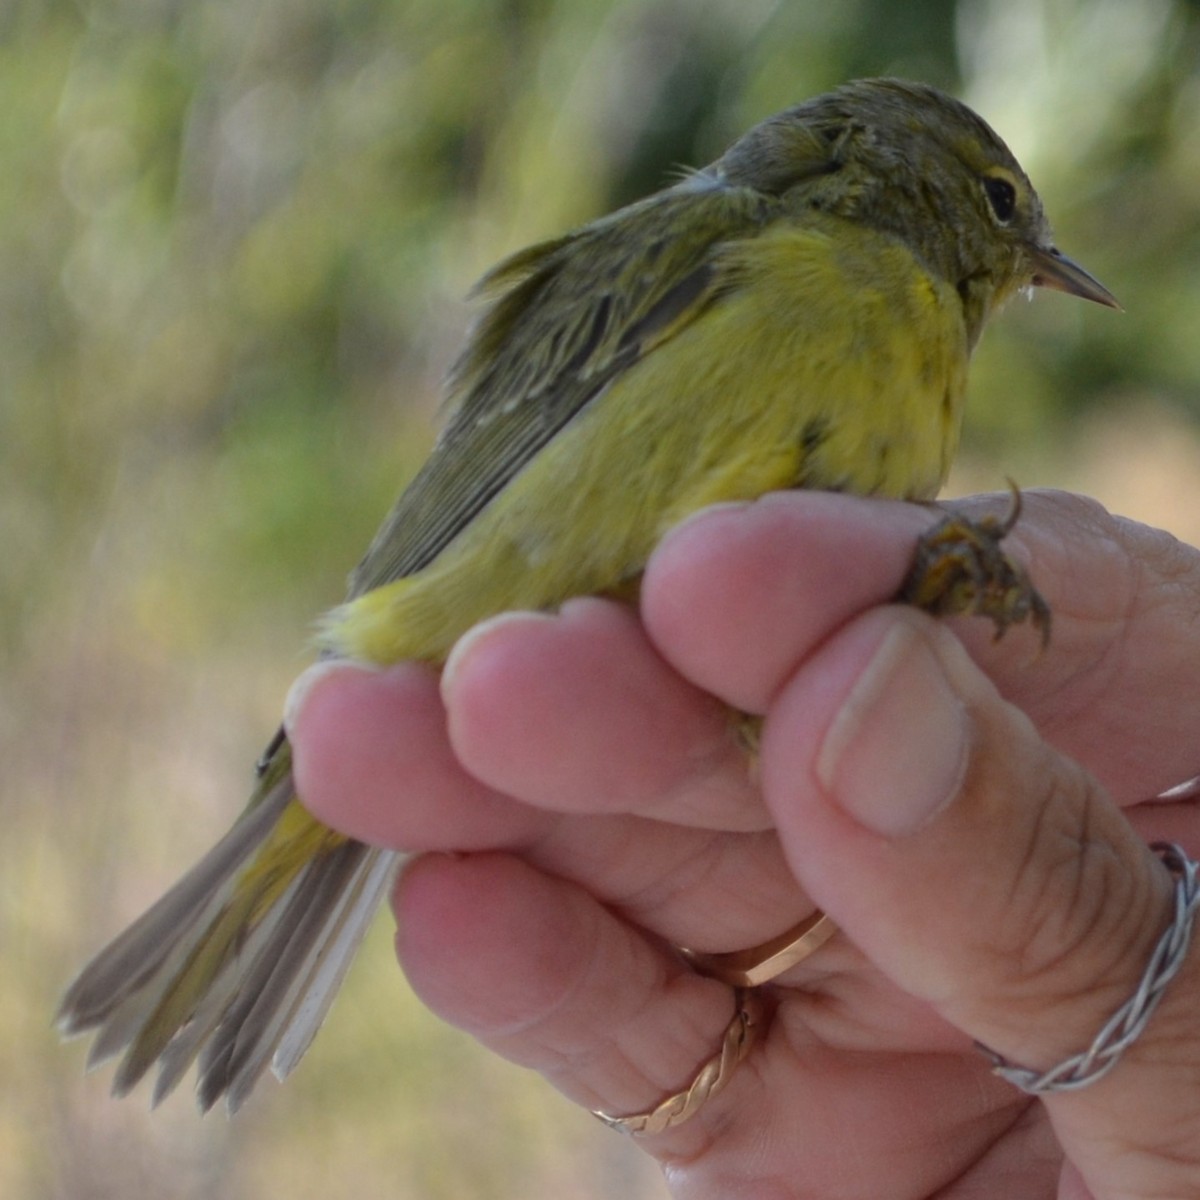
642 492 932 713
1129 795 1200 850
643 489 1200 802
392 852 739 1154
393 853 1037 1194
286 660 550 850
287 656 812 953
759 605 1200 1196
441 598 766 831
527 818 815 955
937 489 1200 802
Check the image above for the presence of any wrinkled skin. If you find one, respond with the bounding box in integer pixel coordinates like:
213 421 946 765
289 489 1200 1200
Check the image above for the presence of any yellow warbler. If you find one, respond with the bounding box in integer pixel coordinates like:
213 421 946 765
59 77 1116 1112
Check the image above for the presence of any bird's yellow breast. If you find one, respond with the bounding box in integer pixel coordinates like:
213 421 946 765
332 217 969 665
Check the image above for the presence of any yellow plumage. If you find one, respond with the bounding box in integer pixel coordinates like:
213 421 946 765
336 218 969 665
57 78 1116 1112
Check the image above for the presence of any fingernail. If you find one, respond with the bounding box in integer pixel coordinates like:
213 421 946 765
441 610 547 700
283 659 374 735
816 621 969 837
660 500 752 539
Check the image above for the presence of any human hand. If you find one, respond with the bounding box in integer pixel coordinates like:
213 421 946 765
287 490 1200 1199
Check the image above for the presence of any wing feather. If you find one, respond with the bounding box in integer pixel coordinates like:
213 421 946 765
347 181 777 595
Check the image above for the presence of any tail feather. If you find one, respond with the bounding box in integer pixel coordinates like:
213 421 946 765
195 840 398 1112
148 877 303 1104
57 738 399 1111
60 775 293 1041
270 847 398 1079
251 845 399 1085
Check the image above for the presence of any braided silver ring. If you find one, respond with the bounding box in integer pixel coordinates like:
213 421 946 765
980 842 1200 1094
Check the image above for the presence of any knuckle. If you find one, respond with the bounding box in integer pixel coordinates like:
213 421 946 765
989 756 1151 1014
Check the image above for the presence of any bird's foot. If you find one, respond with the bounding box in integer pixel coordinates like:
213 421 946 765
898 483 1050 648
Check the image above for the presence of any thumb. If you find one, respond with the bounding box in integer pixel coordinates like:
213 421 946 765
760 608 1200 1200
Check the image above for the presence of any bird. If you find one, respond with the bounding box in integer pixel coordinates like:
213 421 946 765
58 77 1118 1113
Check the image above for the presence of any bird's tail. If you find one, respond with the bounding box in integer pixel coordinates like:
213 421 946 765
57 736 400 1113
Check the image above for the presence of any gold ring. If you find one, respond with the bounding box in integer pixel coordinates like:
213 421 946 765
591 988 763 1136
681 911 837 987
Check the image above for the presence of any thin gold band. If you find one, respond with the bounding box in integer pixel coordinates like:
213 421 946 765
591 988 763 1136
681 911 838 987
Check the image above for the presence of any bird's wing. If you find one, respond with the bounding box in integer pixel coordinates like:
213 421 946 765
347 180 778 596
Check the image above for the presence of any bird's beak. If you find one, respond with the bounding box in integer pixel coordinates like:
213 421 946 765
1028 245 1121 310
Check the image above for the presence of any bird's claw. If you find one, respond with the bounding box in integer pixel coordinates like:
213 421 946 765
898 484 1051 648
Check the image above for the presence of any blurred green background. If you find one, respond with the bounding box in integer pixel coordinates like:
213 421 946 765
5 0 1200 1196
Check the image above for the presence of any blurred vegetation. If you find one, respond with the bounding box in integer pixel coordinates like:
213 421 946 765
4 1 1200 1197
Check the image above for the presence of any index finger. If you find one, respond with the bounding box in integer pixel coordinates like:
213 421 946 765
641 489 1200 803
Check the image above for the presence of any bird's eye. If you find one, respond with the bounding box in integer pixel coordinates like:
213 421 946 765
982 175 1017 224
